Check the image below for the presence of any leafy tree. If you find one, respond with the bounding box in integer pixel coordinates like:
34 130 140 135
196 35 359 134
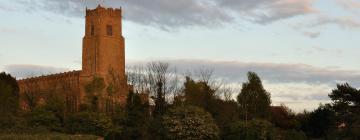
0 72 19 114
84 76 105 112
329 83 360 125
328 83 360 139
162 105 219 140
269 104 300 130
297 104 335 138
237 72 271 121
43 93 66 125
121 91 150 139
182 76 241 136
183 77 216 110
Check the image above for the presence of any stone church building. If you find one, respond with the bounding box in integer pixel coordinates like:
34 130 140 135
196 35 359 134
17 6 130 112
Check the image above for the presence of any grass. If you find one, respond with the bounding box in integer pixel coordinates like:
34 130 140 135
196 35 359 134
0 133 101 140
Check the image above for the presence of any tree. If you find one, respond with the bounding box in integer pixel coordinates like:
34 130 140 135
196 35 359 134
183 77 216 111
328 83 360 139
0 72 19 114
269 104 300 130
162 105 219 140
121 91 150 139
237 72 271 121
329 83 360 125
84 76 105 112
126 62 180 117
182 76 240 136
298 104 335 138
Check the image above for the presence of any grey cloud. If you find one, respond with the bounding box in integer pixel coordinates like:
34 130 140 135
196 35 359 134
10 0 316 29
4 64 69 79
220 0 316 24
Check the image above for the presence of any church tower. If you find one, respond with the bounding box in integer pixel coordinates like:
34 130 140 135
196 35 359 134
80 5 128 108
81 5 125 78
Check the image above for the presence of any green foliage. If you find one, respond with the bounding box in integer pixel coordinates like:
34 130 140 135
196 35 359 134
43 93 66 124
0 72 19 115
329 83 360 125
27 107 62 131
84 76 105 111
325 83 360 139
183 76 240 135
297 104 335 138
223 120 275 140
269 105 300 130
237 72 271 120
121 91 150 139
162 105 219 140
65 111 112 136
85 76 106 95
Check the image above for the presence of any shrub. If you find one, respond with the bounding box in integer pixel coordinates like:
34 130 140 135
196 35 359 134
27 107 61 131
223 120 276 140
162 105 219 140
65 111 112 136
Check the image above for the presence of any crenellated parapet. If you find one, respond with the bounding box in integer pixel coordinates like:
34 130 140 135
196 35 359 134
18 70 80 82
17 70 81 95
86 5 121 17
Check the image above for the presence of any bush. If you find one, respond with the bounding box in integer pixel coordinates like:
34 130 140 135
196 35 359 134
162 105 219 140
283 129 307 140
64 111 112 136
223 120 276 140
27 108 62 131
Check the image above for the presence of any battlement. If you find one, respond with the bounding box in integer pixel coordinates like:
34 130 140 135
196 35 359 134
18 70 81 83
86 5 121 17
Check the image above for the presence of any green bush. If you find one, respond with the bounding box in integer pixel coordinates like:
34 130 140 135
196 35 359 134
27 108 62 131
223 120 276 140
65 111 112 136
162 105 219 140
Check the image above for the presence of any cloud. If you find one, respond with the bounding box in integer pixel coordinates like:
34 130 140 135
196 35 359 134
3 64 69 79
336 0 360 12
9 0 316 30
219 0 316 24
304 16 360 29
302 31 320 38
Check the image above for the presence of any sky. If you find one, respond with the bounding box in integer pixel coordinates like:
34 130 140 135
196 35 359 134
1 0 360 112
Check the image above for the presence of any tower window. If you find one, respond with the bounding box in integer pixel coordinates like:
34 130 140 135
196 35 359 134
107 25 112 36
91 24 94 36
